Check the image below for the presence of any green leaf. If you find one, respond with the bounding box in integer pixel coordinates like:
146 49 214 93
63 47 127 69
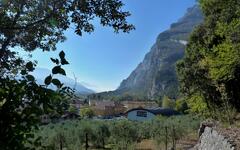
52 79 61 87
50 58 59 65
49 18 58 27
52 66 61 74
20 70 27 75
59 51 65 60
26 62 34 71
1 0 9 5
26 75 35 82
59 68 66 75
62 87 68 91
52 66 66 75
44 75 52 85
61 58 69 65
59 51 69 65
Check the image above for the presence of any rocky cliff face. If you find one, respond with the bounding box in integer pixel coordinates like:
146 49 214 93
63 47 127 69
116 5 203 99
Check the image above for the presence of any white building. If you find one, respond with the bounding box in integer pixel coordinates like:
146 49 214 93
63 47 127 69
125 107 180 121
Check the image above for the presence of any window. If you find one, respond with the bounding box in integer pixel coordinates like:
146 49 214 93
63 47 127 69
136 111 147 117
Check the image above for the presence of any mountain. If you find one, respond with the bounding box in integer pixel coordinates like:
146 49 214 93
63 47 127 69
113 5 203 99
31 68 95 95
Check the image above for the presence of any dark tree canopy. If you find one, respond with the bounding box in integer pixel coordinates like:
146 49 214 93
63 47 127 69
0 0 134 149
0 0 134 52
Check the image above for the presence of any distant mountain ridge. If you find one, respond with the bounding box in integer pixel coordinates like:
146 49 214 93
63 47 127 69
112 5 203 99
32 68 95 95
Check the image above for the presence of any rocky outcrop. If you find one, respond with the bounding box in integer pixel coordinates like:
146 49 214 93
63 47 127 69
192 122 238 150
114 5 203 99
194 127 235 150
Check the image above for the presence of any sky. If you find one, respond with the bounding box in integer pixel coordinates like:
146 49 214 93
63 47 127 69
18 0 196 92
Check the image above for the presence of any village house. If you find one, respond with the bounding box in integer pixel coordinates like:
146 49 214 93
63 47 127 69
122 101 158 110
92 100 126 116
125 107 180 121
72 98 88 110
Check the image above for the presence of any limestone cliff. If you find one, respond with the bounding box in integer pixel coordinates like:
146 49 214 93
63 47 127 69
116 5 203 99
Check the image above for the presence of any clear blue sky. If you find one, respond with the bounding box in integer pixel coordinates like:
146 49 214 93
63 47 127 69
20 0 196 92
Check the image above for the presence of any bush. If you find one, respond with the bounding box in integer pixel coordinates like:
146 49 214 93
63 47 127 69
175 98 188 113
80 108 94 119
109 120 139 149
162 95 175 109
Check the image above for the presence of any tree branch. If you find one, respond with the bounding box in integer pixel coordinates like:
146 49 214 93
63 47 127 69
1 2 25 51
0 0 63 31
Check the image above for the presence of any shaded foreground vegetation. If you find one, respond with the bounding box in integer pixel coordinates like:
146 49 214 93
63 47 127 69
0 0 134 149
32 115 201 150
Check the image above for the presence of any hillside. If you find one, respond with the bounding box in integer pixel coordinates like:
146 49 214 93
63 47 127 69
110 5 203 99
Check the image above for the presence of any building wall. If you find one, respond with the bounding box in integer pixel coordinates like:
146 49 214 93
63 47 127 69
123 101 158 110
93 105 126 116
127 110 155 121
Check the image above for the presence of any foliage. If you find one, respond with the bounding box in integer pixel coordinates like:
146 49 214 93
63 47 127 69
175 98 188 113
93 123 110 148
0 0 134 53
155 97 163 107
44 126 67 150
161 95 175 109
68 104 79 114
80 107 94 119
0 0 134 149
78 121 96 149
177 0 240 117
152 115 201 149
213 84 237 125
109 120 139 149
35 115 201 150
34 115 202 150
0 52 71 150
185 93 210 117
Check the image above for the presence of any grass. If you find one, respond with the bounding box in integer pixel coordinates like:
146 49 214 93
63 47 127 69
134 132 199 150
135 139 157 150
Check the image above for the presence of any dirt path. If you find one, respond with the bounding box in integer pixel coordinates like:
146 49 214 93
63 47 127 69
135 139 158 150
135 137 198 150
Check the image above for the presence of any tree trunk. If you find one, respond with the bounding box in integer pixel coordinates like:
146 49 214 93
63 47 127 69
60 138 63 150
102 138 105 148
85 133 89 150
165 126 168 150
172 126 176 150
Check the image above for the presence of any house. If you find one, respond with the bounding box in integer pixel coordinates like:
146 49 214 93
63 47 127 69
122 101 158 110
93 101 126 116
72 99 87 110
125 107 180 121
